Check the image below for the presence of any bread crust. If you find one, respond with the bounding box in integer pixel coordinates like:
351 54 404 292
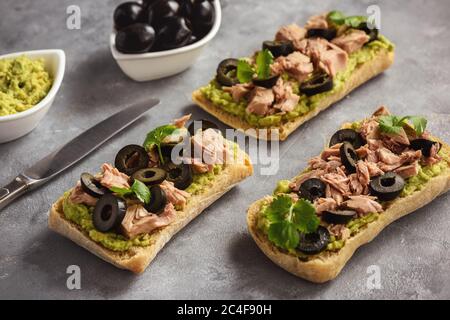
247 144 450 283
48 153 253 274
192 49 394 141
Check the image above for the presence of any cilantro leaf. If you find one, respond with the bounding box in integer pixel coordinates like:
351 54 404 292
237 59 254 84
327 11 366 28
268 221 299 250
110 186 133 198
408 116 427 136
256 49 274 80
130 179 151 204
292 199 320 234
344 15 367 28
143 124 177 164
327 10 345 25
265 195 292 222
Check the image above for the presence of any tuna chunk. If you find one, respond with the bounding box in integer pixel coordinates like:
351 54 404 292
246 87 275 116
378 149 422 172
275 23 306 43
223 83 253 102
349 173 365 195
173 114 192 128
331 29 370 54
372 106 391 117
344 195 383 215
192 128 230 165
69 182 98 207
160 180 190 208
314 197 337 214
356 160 370 187
377 147 401 165
321 143 342 160
321 168 350 195
365 161 384 177
394 161 420 179
360 119 380 140
272 78 300 112
328 224 351 241
121 203 177 239
305 14 328 29
290 169 325 191
423 143 442 166
325 184 345 205
271 52 313 82
99 163 130 189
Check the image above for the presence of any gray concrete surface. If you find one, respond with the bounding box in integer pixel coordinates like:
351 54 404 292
0 0 449 300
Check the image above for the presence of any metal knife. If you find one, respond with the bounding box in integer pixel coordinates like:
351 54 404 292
0 98 160 211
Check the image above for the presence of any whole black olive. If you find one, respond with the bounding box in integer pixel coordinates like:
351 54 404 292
298 178 326 202
297 226 330 255
253 75 280 89
115 145 150 176
93 194 127 232
329 129 365 149
164 163 193 190
145 185 168 214
80 173 108 198
187 119 220 136
154 16 192 51
192 0 215 37
306 28 337 41
132 168 167 186
369 172 405 201
410 139 441 158
340 142 359 173
178 0 194 18
141 0 160 9
115 23 156 54
322 210 357 225
114 2 145 30
262 40 294 58
300 72 334 96
216 58 239 87
152 0 181 28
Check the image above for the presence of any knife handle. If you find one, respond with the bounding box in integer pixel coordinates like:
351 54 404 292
0 175 30 212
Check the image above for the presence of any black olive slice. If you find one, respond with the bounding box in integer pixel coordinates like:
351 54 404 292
93 194 127 232
216 58 240 87
356 22 379 42
187 119 220 136
297 226 330 255
164 163 193 190
340 142 359 173
80 173 107 198
115 23 156 54
306 28 337 41
329 129 365 149
262 40 294 58
298 178 326 202
132 168 167 186
115 145 150 176
145 185 167 214
410 139 441 158
252 75 280 89
300 72 333 96
369 172 405 201
322 210 357 225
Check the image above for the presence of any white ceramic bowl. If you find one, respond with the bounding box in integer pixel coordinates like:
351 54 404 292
110 0 222 82
0 49 65 143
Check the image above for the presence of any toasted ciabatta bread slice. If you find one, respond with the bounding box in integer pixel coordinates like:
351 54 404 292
193 49 394 141
49 152 253 274
247 143 450 283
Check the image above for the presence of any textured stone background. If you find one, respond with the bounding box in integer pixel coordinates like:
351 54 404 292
0 0 449 299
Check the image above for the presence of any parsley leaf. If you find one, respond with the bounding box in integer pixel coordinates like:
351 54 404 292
344 15 367 28
327 10 345 25
256 49 274 80
143 124 177 164
109 180 151 204
327 11 366 28
237 59 254 84
264 195 319 250
292 199 320 234
378 115 427 136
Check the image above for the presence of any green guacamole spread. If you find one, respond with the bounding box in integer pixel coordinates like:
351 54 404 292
0 55 52 116
200 35 394 127
62 166 224 252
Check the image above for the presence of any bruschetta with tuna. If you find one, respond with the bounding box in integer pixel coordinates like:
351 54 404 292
193 11 395 140
247 107 450 282
49 115 253 273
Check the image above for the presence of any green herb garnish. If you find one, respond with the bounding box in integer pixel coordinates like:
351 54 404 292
327 10 367 28
265 195 320 250
110 179 151 204
143 124 177 164
236 49 274 84
378 115 427 136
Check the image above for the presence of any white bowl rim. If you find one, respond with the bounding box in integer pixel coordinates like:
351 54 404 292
0 49 66 123
110 0 222 60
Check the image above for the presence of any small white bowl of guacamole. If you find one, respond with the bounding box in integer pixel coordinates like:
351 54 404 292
0 49 65 143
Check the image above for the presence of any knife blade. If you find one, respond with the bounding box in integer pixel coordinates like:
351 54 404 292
0 98 160 211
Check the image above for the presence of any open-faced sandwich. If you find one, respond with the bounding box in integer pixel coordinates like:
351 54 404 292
49 115 253 273
247 107 450 282
193 11 395 140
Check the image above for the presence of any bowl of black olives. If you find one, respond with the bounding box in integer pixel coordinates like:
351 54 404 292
110 0 221 81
